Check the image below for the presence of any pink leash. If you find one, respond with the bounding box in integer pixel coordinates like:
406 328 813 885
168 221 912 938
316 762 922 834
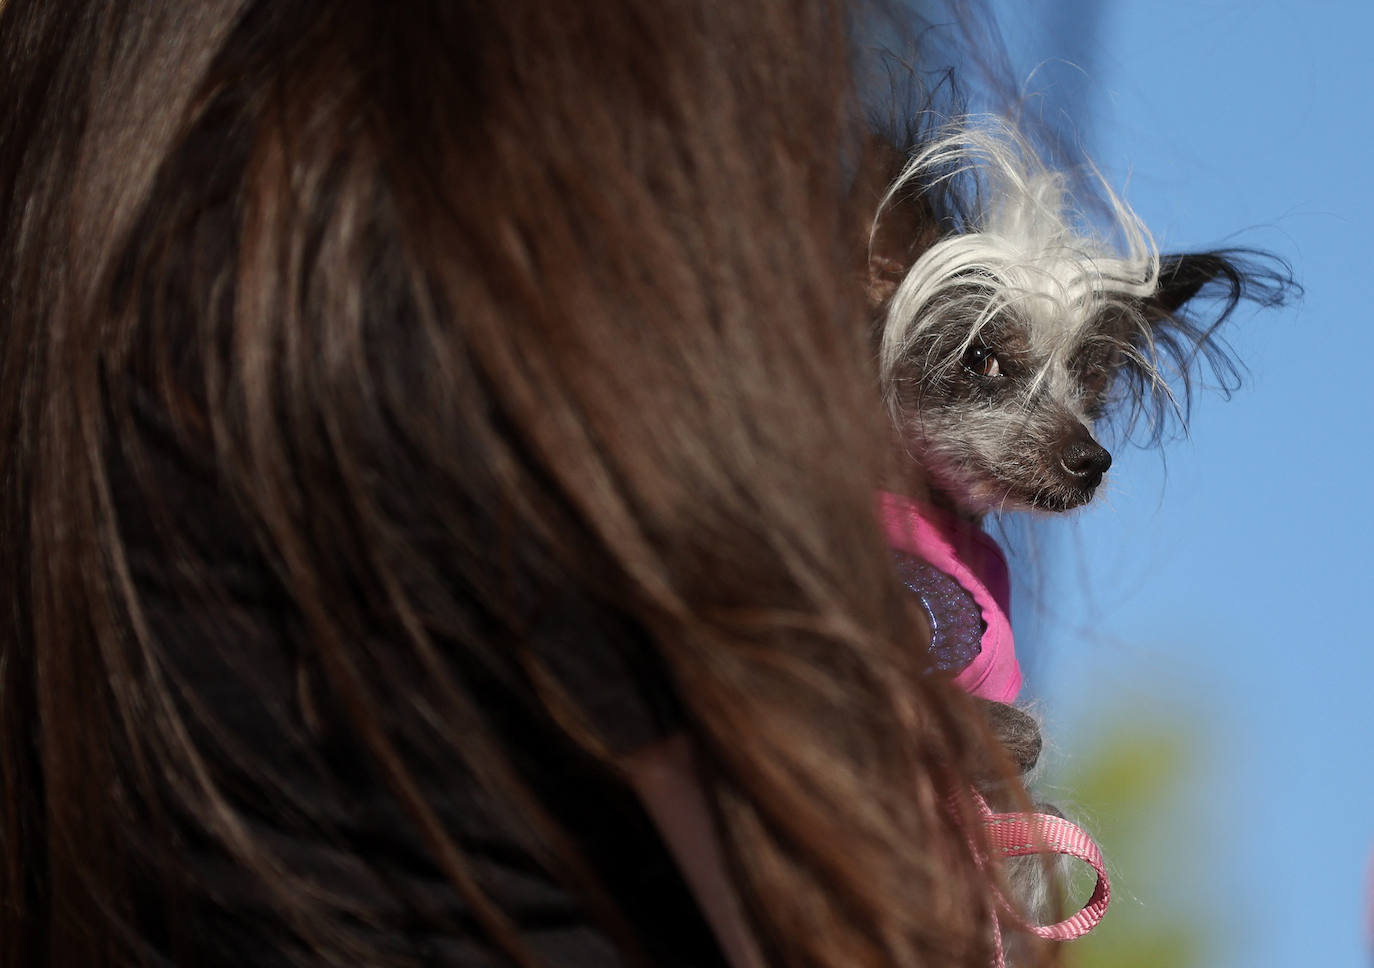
972 792 1111 966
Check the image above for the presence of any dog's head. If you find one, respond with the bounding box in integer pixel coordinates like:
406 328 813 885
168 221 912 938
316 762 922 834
865 119 1289 516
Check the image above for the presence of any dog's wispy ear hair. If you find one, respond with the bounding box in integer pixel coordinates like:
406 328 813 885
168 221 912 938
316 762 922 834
1117 248 1298 442
1151 252 1250 315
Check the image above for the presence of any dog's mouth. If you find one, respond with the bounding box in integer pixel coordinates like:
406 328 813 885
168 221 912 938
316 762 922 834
962 476 1101 515
929 452 1109 515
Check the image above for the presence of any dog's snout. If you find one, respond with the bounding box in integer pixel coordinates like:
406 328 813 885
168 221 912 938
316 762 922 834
1060 438 1112 484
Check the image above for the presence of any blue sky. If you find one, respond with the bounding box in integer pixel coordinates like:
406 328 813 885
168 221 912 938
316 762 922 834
985 2 1374 965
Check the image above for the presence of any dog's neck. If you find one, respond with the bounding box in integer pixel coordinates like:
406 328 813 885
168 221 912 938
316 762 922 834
881 446 986 528
926 485 985 526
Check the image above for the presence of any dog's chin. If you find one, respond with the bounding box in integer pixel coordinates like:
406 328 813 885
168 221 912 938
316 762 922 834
1026 485 1097 513
961 481 1098 515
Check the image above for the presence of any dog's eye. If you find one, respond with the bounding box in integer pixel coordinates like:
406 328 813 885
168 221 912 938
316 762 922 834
962 344 1002 378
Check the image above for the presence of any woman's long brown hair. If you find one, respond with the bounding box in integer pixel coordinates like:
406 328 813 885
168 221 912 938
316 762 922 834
0 1 1021 965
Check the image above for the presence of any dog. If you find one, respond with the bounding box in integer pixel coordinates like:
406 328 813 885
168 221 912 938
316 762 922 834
864 116 1288 521
860 119 1292 942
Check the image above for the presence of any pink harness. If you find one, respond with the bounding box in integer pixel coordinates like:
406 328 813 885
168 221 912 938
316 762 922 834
880 491 1021 702
881 491 1110 958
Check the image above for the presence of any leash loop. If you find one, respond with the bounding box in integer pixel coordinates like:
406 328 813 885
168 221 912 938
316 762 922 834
969 792 1111 966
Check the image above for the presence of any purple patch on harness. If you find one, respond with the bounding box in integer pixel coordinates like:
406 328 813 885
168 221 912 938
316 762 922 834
892 550 985 673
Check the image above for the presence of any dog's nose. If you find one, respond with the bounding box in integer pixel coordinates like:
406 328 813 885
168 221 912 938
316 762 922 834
1060 439 1112 484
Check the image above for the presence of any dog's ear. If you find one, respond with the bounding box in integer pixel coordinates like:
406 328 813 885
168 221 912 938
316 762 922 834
1147 252 1244 317
1115 248 1295 443
853 135 943 311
